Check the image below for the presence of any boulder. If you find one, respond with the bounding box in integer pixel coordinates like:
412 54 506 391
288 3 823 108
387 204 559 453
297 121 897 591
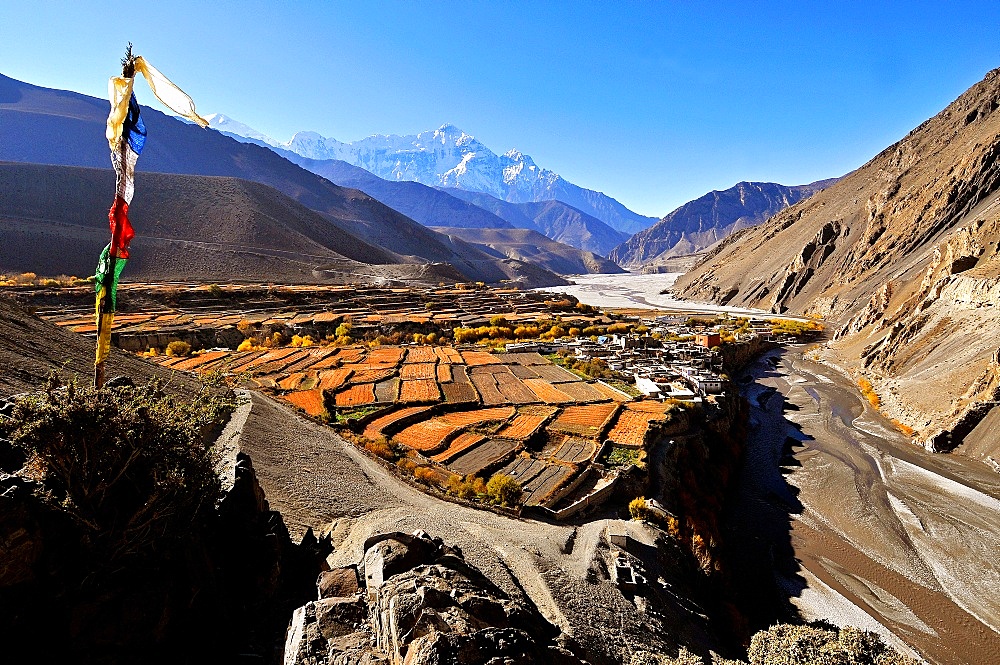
319 565 361 599
284 530 584 665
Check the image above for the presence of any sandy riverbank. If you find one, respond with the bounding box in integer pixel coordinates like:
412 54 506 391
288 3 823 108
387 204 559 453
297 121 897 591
534 272 814 320
731 348 1000 665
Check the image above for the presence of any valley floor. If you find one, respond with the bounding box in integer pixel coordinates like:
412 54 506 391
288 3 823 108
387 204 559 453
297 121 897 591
731 349 1000 665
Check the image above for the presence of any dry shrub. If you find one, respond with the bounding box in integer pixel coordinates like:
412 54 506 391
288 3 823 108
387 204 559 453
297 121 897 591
748 623 917 665
0 376 236 569
413 466 438 485
629 496 650 520
365 438 395 460
166 340 192 357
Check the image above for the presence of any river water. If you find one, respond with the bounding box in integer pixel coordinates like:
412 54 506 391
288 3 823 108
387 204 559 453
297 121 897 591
550 273 1000 664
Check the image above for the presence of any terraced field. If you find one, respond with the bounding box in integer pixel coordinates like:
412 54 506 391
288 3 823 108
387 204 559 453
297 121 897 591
448 438 520 476
549 403 620 438
151 343 676 509
607 402 674 447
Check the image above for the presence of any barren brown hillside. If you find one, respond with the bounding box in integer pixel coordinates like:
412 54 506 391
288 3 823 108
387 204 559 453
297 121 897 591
674 67 1000 459
0 162 567 287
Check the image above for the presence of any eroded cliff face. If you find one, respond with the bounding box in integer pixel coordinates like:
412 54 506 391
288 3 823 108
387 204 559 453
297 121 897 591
673 68 1000 459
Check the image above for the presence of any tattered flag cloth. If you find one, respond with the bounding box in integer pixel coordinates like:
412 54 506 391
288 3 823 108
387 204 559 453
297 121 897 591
95 54 207 367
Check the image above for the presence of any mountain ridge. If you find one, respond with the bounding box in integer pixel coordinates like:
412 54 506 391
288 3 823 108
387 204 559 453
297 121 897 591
610 179 837 267
206 115 657 234
440 187 630 257
673 67 1000 459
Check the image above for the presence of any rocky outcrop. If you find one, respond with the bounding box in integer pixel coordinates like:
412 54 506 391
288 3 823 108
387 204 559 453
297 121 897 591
0 396 329 663
284 530 584 665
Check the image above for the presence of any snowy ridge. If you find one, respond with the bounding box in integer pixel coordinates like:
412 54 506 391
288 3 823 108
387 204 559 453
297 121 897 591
206 117 656 234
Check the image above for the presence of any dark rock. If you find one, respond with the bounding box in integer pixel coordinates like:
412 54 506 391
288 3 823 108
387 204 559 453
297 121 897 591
315 596 367 640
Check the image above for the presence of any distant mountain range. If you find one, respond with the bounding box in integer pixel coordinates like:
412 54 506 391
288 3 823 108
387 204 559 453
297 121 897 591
610 179 838 267
440 189 630 258
0 73 573 287
207 115 657 235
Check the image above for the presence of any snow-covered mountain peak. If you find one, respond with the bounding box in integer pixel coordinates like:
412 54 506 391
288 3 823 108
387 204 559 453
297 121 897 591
503 149 536 168
205 113 280 147
208 115 657 233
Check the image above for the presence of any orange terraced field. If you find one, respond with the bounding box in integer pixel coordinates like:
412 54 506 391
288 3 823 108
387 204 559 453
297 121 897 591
318 368 353 390
363 405 433 439
439 406 516 427
404 346 437 363
522 378 575 404
367 347 406 364
437 364 452 383
169 350 230 372
627 401 674 413
607 404 672 447
497 407 555 439
434 347 464 363
549 403 619 437
401 363 436 380
393 419 458 452
335 348 366 364
350 368 396 383
461 350 501 366
310 352 343 370
335 383 376 406
430 432 486 463
281 389 326 417
399 379 440 402
278 372 311 391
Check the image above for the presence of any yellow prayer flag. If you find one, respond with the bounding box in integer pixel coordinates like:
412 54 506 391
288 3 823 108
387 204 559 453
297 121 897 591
133 56 209 128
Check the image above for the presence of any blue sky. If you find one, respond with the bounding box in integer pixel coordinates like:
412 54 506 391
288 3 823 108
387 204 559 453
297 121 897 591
2 1 999 217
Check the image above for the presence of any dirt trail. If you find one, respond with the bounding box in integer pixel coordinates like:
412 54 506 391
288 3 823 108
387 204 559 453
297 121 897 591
736 349 1000 665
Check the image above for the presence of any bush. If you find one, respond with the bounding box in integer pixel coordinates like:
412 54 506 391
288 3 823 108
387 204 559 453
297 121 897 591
0 377 236 569
447 474 486 500
858 377 880 409
166 340 192 357
629 496 650 520
290 334 315 348
486 472 522 507
747 623 916 665
365 438 396 460
208 283 223 297
413 466 438 485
